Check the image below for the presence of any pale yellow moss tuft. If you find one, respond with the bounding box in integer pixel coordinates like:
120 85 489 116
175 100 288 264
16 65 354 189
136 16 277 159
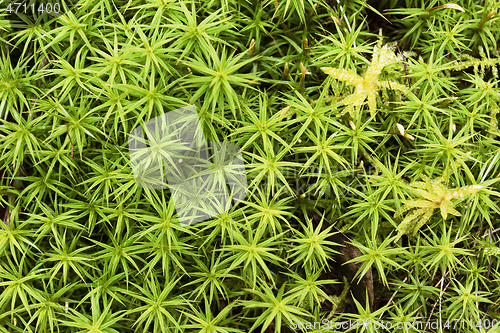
484 247 500 256
321 42 408 119
395 176 484 240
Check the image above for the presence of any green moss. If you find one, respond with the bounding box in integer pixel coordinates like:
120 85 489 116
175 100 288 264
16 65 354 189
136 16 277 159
1 0 500 332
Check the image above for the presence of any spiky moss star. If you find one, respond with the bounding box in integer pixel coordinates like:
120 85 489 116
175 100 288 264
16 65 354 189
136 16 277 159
395 175 483 240
321 43 408 119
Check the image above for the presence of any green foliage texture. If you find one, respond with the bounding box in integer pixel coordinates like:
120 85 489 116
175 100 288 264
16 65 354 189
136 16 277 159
1 0 500 332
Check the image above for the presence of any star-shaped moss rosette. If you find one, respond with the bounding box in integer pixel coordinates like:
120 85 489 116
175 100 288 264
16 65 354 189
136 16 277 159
395 176 483 240
321 43 408 118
